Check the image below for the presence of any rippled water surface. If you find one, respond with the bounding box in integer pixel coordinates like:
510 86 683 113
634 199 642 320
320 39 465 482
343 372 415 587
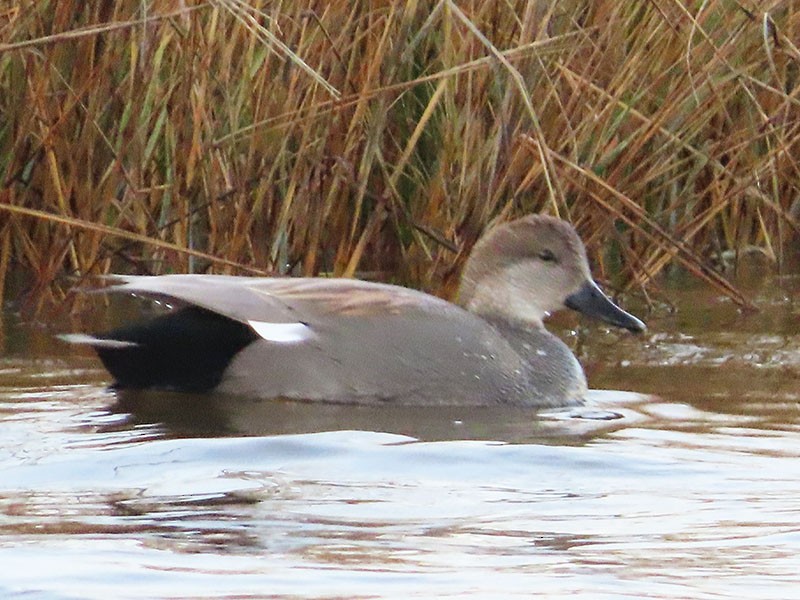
2 275 799 599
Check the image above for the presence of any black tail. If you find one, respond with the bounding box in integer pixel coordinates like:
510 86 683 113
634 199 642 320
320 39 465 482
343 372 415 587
66 307 258 392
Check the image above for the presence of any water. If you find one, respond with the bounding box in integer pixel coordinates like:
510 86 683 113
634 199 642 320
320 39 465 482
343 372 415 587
1 275 799 599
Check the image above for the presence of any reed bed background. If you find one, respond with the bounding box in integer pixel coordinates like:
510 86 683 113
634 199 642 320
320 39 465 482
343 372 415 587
1 0 799 311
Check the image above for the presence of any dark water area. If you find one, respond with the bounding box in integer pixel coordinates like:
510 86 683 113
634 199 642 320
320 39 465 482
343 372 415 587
1 270 799 599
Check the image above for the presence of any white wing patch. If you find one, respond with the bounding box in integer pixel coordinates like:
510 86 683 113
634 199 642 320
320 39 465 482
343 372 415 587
247 320 314 343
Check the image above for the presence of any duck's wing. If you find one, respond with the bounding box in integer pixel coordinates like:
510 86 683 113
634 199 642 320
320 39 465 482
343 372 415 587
104 273 455 325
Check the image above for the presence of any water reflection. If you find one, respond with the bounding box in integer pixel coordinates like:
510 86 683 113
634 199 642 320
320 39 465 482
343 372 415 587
107 388 642 443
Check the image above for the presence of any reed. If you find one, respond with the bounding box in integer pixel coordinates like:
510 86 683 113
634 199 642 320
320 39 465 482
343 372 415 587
1 0 799 311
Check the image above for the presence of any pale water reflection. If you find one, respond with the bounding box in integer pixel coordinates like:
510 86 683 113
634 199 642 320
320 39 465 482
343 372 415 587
1 277 799 599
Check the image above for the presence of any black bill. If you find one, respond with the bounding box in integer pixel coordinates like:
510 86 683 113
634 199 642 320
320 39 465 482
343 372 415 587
565 281 646 333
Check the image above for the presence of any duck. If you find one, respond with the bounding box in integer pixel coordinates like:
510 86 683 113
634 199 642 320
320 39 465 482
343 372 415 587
60 214 645 407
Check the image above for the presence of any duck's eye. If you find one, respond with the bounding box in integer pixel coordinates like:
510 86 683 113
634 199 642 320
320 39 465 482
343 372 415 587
538 249 557 263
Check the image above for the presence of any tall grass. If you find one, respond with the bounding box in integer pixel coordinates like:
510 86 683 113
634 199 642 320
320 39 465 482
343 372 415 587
1 0 799 311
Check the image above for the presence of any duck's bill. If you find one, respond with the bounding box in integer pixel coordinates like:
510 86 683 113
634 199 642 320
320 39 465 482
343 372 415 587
565 281 646 333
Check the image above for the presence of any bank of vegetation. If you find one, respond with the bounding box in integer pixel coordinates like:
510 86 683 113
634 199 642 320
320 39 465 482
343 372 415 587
1 1 798 311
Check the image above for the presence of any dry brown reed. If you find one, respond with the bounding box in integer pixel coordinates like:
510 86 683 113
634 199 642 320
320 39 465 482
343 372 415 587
1 0 799 311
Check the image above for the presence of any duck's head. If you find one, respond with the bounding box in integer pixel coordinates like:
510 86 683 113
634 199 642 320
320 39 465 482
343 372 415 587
458 214 645 332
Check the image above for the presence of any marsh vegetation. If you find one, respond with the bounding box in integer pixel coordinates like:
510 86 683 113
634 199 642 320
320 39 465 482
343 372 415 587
1 1 798 310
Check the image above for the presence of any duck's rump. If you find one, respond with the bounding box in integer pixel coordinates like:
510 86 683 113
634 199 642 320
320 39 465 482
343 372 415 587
90 306 258 392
